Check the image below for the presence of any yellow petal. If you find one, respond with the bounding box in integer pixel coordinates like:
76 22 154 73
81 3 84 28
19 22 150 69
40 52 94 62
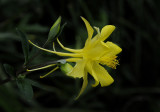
100 25 115 41
67 59 86 78
75 71 88 100
104 41 122 56
89 34 99 46
92 62 114 87
28 40 82 57
84 41 109 59
85 61 99 87
81 17 94 45
57 38 83 53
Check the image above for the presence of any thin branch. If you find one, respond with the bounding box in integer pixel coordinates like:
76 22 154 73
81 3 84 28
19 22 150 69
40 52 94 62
0 60 61 86
0 78 13 85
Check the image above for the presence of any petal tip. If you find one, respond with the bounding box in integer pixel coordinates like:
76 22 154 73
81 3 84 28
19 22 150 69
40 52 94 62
80 16 85 20
101 78 114 87
100 25 116 41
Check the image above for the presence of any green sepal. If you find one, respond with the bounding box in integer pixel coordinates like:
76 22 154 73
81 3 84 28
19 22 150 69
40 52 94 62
16 28 29 65
60 63 73 75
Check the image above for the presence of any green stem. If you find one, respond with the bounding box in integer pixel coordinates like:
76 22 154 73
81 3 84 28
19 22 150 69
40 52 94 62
0 60 61 86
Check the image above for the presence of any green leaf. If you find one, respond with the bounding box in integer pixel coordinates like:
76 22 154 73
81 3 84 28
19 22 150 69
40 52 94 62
16 28 29 65
0 32 19 41
16 78 33 101
23 24 49 33
0 87 22 112
25 78 43 89
3 64 15 78
24 79 62 95
47 16 61 43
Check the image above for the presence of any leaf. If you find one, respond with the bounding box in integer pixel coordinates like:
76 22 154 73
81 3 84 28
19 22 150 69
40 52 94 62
24 24 48 33
16 78 33 101
16 28 29 65
0 32 19 41
3 64 15 78
47 16 61 43
24 79 63 96
25 78 43 89
0 87 22 112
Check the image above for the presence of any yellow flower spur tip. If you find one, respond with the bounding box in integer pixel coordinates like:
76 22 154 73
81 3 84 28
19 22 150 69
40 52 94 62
26 64 56 72
40 66 59 78
28 40 35 46
26 69 30 72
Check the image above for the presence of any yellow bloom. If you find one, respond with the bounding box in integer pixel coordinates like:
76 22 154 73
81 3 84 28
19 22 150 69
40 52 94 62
29 17 122 99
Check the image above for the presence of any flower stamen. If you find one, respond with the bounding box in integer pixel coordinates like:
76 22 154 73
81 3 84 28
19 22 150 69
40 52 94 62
99 56 119 69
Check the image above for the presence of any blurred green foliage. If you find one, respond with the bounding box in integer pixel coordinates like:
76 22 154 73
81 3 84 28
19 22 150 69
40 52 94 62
0 0 160 112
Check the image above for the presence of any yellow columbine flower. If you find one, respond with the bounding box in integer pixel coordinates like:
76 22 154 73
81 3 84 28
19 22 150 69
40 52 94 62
28 17 122 99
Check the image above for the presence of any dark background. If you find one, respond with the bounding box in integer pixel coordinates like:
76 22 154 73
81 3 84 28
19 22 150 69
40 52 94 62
0 0 160 112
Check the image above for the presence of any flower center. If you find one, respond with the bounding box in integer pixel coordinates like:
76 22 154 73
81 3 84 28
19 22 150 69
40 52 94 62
98 56 119 69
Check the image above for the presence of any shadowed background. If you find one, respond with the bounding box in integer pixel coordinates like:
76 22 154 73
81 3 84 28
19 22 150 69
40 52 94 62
0 0 160 112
